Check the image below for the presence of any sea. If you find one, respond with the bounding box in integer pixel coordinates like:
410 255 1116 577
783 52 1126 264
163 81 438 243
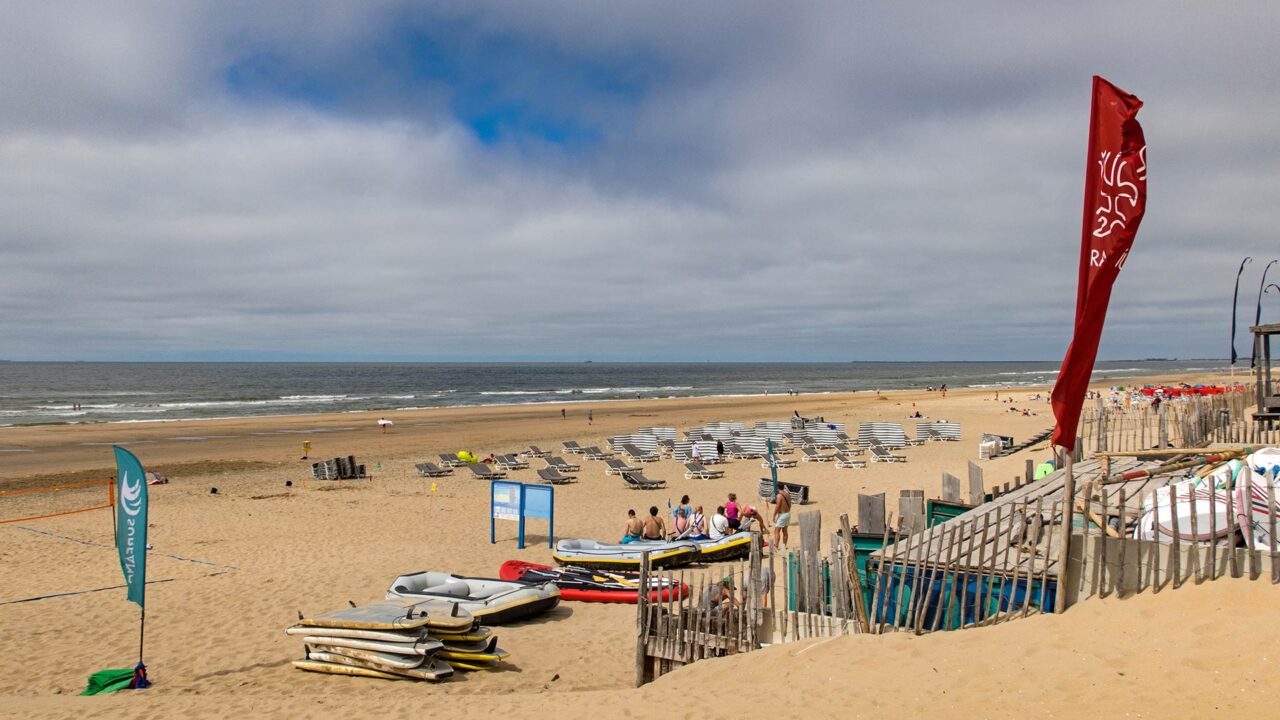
0 360 1227 427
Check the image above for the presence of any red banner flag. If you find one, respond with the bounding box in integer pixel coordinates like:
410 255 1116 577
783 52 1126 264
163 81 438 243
1051 76 1147 450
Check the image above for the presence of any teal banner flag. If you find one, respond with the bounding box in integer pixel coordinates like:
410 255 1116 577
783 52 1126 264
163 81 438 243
113 446 148 608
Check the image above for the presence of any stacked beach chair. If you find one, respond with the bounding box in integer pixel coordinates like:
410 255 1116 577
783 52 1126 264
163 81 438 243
287 598 510 681
311 455 366 481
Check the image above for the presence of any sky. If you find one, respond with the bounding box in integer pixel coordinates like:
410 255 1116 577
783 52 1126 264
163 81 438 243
1 2 1278 362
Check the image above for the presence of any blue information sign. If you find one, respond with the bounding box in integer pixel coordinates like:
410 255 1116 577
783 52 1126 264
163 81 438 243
490 481 555 549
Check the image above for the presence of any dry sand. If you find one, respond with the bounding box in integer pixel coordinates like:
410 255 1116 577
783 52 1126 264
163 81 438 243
4 373 1268 719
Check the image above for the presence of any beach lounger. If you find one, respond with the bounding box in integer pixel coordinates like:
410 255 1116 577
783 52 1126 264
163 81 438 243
582 446 615 460
562 441 587 454
468 464 508 480
521 445 551 458
904 436 926 447
622 471 666 490
536 467 574 485
801 447 835 462
622 443 659 462
604 458 641 476
546 456 580 472
496 454 529 470
438 453 468 468
415 462 453 477
657 439 675 455
758 478 810 505
922 427 958 442
683 462 725 480
760 456 798 469
870 445 906 463
832 442 865 456
833 453 867 469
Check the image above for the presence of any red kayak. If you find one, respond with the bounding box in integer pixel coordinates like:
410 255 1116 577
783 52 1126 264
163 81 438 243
500 560 688 603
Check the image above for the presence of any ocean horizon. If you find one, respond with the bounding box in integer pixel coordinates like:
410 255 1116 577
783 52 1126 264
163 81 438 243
0 359 1229 427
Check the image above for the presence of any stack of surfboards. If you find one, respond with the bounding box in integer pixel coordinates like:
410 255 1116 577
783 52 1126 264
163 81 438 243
286 598 511 681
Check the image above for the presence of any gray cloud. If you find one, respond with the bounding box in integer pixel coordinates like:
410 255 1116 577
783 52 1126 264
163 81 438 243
1 2 1278 361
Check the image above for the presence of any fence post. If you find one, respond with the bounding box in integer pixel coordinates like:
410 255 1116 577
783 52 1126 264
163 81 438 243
1055 451 1075 614
635 550 651 687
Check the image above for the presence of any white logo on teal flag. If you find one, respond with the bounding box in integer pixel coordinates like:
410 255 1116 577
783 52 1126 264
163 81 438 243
113 446 148 607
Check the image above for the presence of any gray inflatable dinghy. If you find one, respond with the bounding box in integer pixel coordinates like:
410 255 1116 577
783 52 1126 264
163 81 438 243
387 572 560 625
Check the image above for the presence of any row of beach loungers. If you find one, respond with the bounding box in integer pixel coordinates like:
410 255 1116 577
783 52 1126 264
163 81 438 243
414 418 954 490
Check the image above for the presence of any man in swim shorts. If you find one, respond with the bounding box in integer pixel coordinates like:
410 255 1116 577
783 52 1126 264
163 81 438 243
641 506 666 540
621 508 644 544
772 488 792 551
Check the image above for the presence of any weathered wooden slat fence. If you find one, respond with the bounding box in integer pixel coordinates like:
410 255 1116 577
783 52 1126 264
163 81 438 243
634 390 1276 684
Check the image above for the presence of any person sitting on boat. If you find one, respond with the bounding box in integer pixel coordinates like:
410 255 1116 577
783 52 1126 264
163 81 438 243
708 506 732 540
671 495 693 537
725 493 741 530
677 505 708 540
620 508 644 544
641 506 666 540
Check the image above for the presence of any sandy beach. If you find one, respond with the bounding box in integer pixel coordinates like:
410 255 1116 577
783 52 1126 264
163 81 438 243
4 371 1273 719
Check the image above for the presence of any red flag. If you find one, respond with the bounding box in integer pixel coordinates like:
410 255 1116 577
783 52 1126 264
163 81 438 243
1051 76 1147 450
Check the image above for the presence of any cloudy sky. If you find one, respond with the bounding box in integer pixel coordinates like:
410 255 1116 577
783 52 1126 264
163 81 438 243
2 2 1277 362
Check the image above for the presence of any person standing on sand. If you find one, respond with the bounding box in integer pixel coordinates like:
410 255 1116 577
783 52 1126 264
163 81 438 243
772 488 792 551
588 410 593 425
561 408 566 419
691 442 701 464
725 493 740 530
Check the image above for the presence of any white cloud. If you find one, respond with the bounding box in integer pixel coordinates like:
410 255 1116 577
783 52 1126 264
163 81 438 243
1 2 1278 360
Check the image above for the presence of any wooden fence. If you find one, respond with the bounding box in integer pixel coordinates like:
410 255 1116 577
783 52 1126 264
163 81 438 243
635 514 869 686
1076 389 1256 454
634 397 1278 684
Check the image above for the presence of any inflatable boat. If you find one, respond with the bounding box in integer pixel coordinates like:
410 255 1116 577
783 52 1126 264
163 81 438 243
687 533 754 562
552 538 698 570
499 560 688 603
386 571 560 625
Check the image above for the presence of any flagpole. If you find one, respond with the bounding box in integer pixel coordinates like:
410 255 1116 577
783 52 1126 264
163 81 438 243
1253 260 1278 369
1231 257 1252 381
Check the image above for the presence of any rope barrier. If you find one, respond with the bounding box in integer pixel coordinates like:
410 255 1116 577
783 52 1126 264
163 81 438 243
0 479 111 496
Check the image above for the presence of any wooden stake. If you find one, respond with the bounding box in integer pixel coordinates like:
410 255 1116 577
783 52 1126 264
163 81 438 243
1055 450 1075 614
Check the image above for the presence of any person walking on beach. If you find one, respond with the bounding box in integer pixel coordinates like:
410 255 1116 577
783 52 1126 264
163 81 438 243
691 442 701 463
772 487 792 551
561 408 566 419
588 410 593 425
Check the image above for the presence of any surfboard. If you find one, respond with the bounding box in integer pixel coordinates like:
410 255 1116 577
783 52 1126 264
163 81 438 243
306 642 439 668
299 635 440 656
441 658 497 671
436 637 509 662
292 659 405 680
306 651 454 680
286 625 428 644
298 598 474 632
427 626 493 643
